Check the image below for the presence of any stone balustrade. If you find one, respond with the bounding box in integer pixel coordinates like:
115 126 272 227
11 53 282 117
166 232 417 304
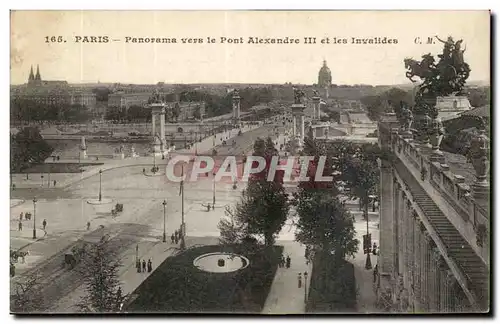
391 131 489 230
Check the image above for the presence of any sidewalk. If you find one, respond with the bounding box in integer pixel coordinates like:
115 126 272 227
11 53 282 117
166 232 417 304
261 240 312 314
347 207 380 313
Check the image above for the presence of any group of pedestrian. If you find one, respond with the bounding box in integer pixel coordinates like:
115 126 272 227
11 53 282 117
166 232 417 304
170 230 182 245
17 212 47 232
278 254 291 269
137 258 153 273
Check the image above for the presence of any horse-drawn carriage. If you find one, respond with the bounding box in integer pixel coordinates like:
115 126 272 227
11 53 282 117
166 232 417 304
111 203 124 216
62 242 89 269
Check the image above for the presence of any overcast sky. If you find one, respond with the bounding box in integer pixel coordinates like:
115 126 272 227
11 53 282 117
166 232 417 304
10 10 490 85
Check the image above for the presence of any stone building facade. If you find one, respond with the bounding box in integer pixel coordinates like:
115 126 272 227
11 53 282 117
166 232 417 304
376 113 490 313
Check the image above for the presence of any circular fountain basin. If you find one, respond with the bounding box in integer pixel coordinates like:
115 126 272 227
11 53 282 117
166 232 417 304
193 252 249 273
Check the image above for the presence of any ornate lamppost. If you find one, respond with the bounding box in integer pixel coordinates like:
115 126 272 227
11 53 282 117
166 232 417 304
98 169 102 202
162 199 167 243
212 172 216 210
304 271 309 303
32 197 37 239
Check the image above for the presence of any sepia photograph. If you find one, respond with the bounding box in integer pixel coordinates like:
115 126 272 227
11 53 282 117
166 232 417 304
8 10 491 315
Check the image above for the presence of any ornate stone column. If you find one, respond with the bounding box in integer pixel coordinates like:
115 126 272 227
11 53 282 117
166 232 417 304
398 190 405 277
408 207 416 308
292 115 297 137
300 114 305 143
422 231 433 311
392 178 401 282
379 160 394 275
151 113 156 138
312 96 321 120
232 90 241 122
438 257 448 312
429 246 440 312
414 215 423 310
445 270 458 312
160 107 166 151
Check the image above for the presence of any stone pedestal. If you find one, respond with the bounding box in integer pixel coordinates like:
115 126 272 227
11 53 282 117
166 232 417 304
79 150 87 160
149 102 169 156
312 96 321 120
291 104 306 146
232 92 241 124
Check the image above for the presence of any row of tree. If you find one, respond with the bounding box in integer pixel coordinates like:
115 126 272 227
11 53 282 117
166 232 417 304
10 127 54 173
219 136 382 265
360 85 490 122
11 98 92 123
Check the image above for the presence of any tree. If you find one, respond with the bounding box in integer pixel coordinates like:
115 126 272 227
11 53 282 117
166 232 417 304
361 87 413 121
105 106 125 121
11 272 44 313
10 127 54 172
218 137 289 247
338 143 381 220
294 190 358 262
467 86 490 108
77 236 125 313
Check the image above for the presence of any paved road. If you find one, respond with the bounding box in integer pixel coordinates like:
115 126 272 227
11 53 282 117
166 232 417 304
212 124 283 157
10 122 283 313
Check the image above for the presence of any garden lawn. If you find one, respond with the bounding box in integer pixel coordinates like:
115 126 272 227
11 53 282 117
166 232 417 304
125 244 283 313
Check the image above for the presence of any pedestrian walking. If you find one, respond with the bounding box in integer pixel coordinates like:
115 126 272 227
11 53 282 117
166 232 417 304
286 255 291 269
373 264 378 283
174 230 178 241
372 242 378 256
297 272 302 288
53 180 57 187
175 235 179 245
143 168 146 174
19 212 23 221
18 221 22 231
171 233 175 244
42 219 47 231
87 221 91 230
142 260 146 272
147 259 153 273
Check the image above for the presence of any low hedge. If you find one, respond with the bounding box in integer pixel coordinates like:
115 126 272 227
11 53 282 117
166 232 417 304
306 252 357 313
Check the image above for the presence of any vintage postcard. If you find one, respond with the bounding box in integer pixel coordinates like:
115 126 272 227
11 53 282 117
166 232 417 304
9 10 491 314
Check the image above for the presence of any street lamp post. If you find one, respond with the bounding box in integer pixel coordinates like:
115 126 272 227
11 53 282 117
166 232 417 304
180 165 186 250
32 197 37 239
304 271 308 303
153 153 156 174
162 200 167 243
212 172 216 210
365 198 372 270
98 169 102 202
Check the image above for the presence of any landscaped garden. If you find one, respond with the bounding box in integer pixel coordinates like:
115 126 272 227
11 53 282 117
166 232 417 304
125 244 283 313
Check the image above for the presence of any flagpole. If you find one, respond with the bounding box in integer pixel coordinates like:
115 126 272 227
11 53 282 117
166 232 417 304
180 164 186 250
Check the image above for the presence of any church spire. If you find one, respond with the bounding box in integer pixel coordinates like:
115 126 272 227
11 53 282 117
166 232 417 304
35 64 41 80
28 65 34 81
